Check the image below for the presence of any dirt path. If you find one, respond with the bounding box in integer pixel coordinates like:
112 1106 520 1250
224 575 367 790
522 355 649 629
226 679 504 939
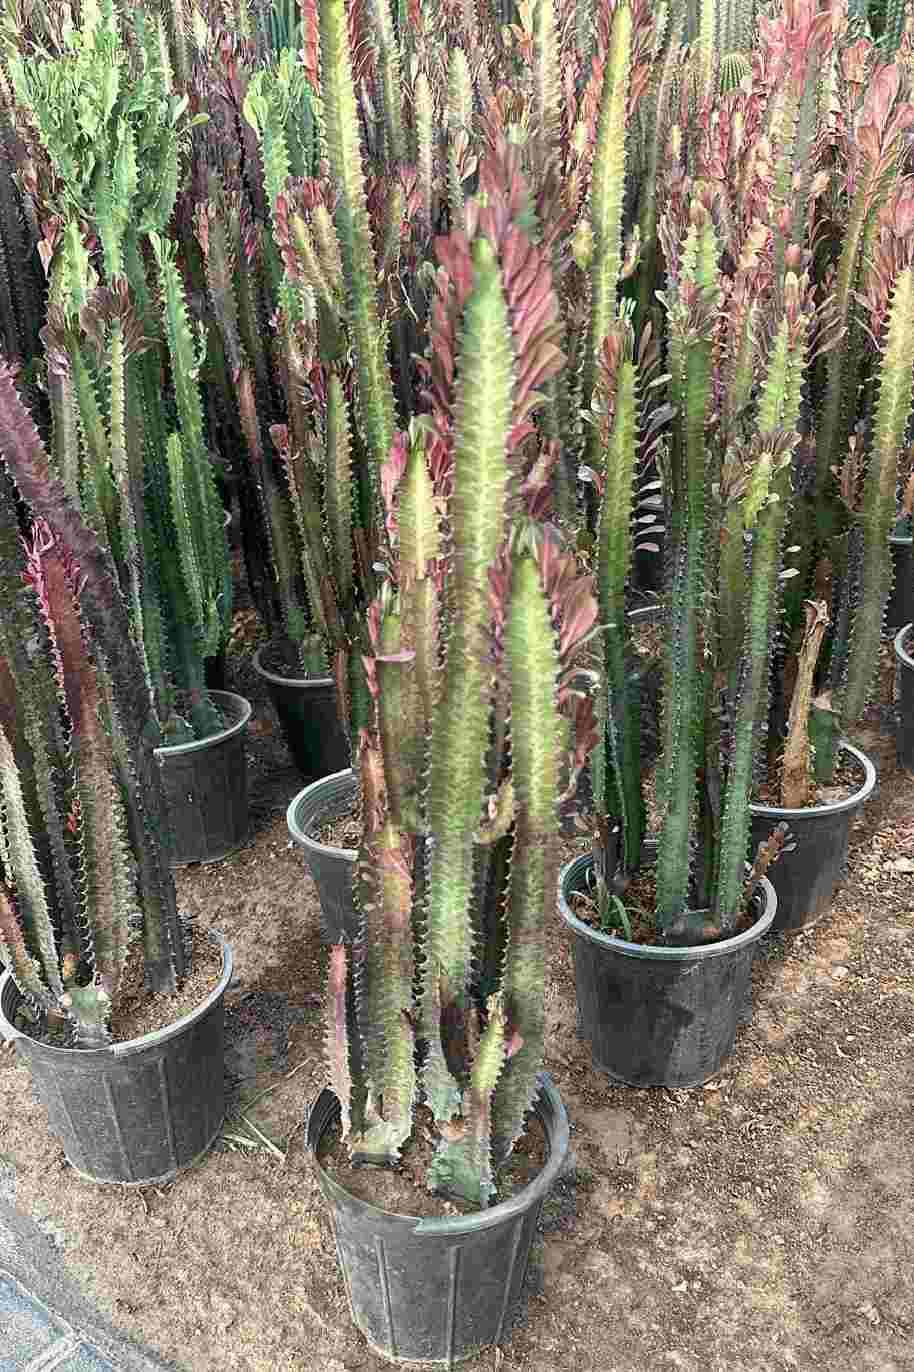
0 649 911 1372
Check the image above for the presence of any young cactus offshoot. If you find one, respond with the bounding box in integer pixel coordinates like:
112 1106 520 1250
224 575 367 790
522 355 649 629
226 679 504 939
324 164 598 1208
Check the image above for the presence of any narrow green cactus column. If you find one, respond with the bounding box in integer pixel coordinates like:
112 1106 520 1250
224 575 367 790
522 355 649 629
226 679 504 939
422 237 514 1123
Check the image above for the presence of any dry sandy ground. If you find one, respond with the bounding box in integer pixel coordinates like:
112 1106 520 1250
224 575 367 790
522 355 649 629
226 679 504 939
0 648 911 1372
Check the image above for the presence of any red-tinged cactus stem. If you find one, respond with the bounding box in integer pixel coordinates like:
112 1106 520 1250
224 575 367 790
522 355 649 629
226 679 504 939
422 235 513 1124
0 362 184 990
325 944 353 1137
351 735 416 1164
28 531 131 1000
0 872 55 1014
319 0 398 485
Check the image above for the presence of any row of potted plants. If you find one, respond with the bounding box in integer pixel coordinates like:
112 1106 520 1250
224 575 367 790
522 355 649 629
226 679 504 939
0 0 912 1365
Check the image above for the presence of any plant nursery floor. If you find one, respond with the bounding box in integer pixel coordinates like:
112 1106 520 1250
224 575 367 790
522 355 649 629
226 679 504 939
0 639 912 1372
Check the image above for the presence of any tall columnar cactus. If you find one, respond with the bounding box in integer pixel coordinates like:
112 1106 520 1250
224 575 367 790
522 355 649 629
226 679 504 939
817 185 914 776
323 160 598 1207
7 1 232 742
0 367 185 998
586 0 832 939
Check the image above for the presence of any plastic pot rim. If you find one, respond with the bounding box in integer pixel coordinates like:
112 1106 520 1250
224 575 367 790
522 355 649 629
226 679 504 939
0 929 233 1060
557 853 776 962
895 623 914 671
309 1072 569 1236
287 768 359 861
251 643 333 690
153 690 252 760
889 529 912 548
748 740 876 821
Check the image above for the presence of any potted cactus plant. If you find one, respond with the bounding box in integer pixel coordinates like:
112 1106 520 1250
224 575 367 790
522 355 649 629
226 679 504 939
306 131 598 1359
195 53 370 784
0 385 233 1186
748 57 914 925
5 0 251 864
557 0 840 1086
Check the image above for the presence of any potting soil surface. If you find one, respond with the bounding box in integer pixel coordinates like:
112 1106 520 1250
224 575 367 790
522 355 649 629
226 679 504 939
0 631 911 1372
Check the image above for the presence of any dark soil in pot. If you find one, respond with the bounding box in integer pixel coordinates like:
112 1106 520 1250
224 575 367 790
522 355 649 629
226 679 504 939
318 1104 548 1219
252 640 350 781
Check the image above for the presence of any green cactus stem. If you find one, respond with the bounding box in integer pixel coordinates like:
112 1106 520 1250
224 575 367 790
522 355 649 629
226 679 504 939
319 0 397 479
421 237 514 1123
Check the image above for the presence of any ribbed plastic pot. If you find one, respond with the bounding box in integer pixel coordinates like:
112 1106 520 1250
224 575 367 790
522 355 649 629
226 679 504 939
252 645 350 781
155 691 252 867
308 1074 569 1367
895 624 914 771
558 854 776 1088
287 769 359 944
748 741 876 932
887 530 913 634
0 932 232 1185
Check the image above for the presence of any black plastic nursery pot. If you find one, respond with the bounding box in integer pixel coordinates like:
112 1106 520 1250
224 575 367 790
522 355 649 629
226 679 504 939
287 768 359 943
155 690 252 867
895 624 914 771
307 1075 569 1367
558 854 776 1088
748 742 876 932
0 932 233 1185
252 644 350 781
887 529 913 635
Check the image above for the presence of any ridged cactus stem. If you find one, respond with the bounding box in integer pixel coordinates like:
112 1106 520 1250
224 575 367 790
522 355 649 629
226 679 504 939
414 72 434 229
319 0 398 481
596 332 644 872
353 740 416 1163
713 476 786 928
0 363 185 991
48 370 80 507
696 0 716 104
636 1 681 331
368 0 407 166
492 549 562 1157
583 1 632 434
105 319 154 706
533 0 562 166
656 235 719 924
447 49 473 230
838 265 914 734
422 238 513 1123
814 179 875 504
